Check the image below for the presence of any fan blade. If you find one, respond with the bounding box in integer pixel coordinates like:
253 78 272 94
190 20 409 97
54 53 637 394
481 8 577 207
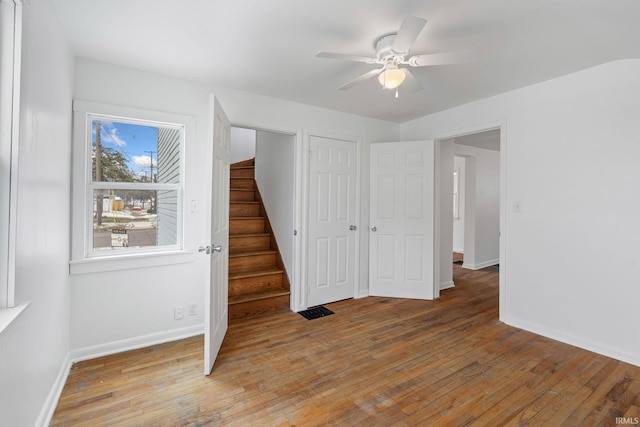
408 50 477 67
338 68 383 90
317 51 378 64
392 16 427 53
401 69 424 93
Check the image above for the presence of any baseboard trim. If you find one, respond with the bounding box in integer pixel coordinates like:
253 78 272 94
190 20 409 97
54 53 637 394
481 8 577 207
440 281 455 290
356 290 369 299
37 352 72 427
502 314 640 368
462 258 499 270
70 324 204 363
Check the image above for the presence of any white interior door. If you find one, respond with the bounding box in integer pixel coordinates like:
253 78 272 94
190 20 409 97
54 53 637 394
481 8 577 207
307 135 357 307
369 141 435 300
204 96 230 375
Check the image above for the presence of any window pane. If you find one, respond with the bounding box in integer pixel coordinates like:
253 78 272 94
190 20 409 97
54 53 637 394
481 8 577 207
92 189 178 252
91 119 181 184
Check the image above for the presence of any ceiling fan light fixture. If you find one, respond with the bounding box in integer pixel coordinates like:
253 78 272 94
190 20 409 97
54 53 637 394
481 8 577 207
378 67 406 89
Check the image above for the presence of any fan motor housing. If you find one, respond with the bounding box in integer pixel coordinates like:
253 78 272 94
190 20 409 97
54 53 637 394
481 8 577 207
375 34 406 61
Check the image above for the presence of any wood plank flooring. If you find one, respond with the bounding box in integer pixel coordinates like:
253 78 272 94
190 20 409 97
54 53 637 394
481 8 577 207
51 263 640 426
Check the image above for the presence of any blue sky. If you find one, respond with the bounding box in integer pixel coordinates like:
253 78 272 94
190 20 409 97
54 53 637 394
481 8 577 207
92 119 158 178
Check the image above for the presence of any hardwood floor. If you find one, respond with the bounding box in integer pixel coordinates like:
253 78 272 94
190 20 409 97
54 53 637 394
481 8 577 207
52 264 640 426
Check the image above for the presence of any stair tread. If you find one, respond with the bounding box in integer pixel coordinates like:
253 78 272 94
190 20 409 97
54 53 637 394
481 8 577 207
229 250 277 258
229 233 270 238
231 159 255 167
230 189 255 192
230 201 259 204
230 166 255 170
229 267 284 280
230 217 265 220
229 288 290 305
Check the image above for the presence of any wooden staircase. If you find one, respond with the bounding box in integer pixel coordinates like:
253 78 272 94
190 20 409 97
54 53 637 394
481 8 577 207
228 159 290 320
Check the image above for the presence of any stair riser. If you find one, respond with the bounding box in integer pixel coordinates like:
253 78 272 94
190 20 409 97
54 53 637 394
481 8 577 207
229 203 260 217
229 295 290 320
230 190 255 201
230 168 255 178
229 273 284 296
229 253 276 274
230 219 265 235
229 236 271 253
230 179 254 189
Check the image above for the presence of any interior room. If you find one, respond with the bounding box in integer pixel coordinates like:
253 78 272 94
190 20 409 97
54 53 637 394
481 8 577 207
2 0 640 425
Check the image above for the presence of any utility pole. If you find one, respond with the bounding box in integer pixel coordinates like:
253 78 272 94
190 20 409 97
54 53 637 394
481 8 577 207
146 150 155 182
146 150 155 212
95 121 103 225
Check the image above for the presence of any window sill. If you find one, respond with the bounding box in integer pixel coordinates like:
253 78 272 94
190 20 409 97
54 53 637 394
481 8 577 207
70 250 197 275
0 301 30 336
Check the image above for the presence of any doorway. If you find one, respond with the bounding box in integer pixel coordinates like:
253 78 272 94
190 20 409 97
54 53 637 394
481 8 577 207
434 124 504 305
229 125 301 311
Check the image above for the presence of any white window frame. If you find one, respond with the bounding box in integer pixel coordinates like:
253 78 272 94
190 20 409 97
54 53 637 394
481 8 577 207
0 0 30 333
0 0 22 311
71 101 194 274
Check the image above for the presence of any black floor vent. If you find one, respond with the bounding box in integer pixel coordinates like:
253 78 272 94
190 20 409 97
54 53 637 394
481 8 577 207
298 306 334 320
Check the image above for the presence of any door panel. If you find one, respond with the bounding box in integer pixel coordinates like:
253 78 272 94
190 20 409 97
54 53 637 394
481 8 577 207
307 136 357 307
369 141 435 300
204 96 230 375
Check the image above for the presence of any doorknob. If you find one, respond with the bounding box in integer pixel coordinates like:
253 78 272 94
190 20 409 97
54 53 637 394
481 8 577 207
198 245 211 254
371 226 377 232
349 225 357 231
212 245 223 253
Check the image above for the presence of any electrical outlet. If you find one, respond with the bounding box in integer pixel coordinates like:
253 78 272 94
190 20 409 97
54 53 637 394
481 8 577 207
174 305 184 320
187 302 197 316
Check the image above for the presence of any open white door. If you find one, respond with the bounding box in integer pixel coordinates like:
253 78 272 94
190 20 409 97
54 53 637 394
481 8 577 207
369 141 435 300
307 135 358 307
204 96 230 375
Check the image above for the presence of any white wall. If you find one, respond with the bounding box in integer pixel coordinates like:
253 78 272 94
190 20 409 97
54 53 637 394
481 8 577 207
71 58 399 353
0 0 75 425
71 59 212 355
453 156 466 253
454 143 500 270
401 59 640 367
230 127 256 164
255 130 295 280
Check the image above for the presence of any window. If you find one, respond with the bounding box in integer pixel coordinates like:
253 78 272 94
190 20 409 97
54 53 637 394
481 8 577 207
453 168 460 219
0 0 22 309
72 102 191 264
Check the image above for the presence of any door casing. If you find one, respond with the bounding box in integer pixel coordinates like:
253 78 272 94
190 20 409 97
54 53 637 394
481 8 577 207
433 121 507 315
231 121 305 312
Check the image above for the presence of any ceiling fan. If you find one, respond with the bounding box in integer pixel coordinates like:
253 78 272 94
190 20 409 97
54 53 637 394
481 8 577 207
317 16 476 97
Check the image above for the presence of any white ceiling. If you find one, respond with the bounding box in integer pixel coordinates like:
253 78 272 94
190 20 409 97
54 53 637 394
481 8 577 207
52 0 640 123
